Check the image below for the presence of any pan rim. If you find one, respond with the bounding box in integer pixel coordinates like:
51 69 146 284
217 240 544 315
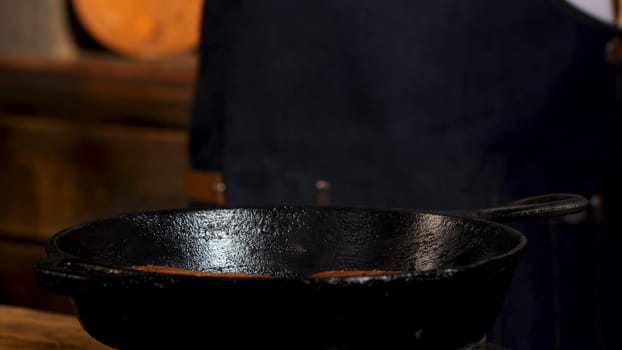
41 205 528 286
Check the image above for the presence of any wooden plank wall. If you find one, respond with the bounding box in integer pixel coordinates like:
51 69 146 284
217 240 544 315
0 55 197 313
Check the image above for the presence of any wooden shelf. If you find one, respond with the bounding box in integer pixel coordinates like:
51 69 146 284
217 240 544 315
0 53 197 129
0 53 196 241
0 53 197 313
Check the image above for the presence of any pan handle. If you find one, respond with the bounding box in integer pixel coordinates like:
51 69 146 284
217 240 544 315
475 193 589 222
35 257 133 294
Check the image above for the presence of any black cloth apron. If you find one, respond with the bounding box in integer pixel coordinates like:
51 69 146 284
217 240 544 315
190 1 622 349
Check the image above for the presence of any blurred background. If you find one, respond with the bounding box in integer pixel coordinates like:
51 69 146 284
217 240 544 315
1 0 622 322
0 0 202 314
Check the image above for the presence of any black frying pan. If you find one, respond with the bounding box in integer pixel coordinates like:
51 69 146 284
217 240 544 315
35 193 587 349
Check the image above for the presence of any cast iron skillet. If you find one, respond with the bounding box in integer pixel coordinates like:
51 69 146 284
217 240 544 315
35 193 587 349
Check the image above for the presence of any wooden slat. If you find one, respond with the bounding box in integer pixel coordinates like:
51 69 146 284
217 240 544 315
0 239 73 314
0 113 189 243
0 55 196 129
0 304 112 349
0 54 197 83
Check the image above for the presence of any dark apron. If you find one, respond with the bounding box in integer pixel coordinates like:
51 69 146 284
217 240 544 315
190 1 622 348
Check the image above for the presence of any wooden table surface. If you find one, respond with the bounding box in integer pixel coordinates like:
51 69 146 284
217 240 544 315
0 304 112 349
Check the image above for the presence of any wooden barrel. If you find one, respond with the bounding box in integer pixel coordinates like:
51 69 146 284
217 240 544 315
71 0 203 60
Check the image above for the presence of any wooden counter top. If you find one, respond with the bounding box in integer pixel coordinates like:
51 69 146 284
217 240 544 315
0 304 112 349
